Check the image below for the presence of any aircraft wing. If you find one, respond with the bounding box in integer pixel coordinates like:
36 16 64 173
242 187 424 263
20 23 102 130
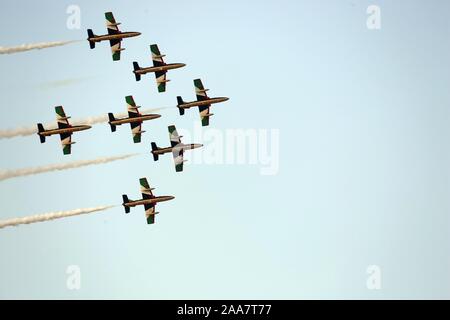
150 44 165 66
169 125 184 171
109 39 122 61
144 203 156 224
139 178 154 199
130 121 142 143
59 132 72 155
193 80 212 126
172 148 184 172
125 96 143 143
140 178 156 224
55 106 71 129
198 105 212 126
105 12 120 34
194 79 209 101
168 125 181 147
125 95 140 117
55 106 73 154
155 71 168 93
105 12 122 61
150 45 168 92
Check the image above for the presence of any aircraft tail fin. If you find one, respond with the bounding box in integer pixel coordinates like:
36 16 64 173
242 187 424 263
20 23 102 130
133 62 141 81
122 195 130 214
37 123 46 143
87 29 96 49
108 113 117 132
151 142 159 161
177 96 185 115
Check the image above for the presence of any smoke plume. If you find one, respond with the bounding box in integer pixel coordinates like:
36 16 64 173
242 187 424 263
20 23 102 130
0 40 80 54
0 205 115 229
0 153 139 181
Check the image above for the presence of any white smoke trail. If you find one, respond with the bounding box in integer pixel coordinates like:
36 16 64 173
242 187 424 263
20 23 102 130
0 107 173 139
74 107 171 126
0 40 80 54
0 125 38 138
0 153 139 181
38 76 96 90
0 205 115 229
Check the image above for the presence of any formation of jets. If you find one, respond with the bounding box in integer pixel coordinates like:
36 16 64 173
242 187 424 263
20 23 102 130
35 11 229 224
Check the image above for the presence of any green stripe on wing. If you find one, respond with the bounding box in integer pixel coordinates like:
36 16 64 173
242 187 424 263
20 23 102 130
140 178 150 189
133 133 141 143
146 214 155 224
157 82 166 93
112 51 120 61
63 144 71 155
194 79 204 90
55 106 66 117
105 12 115 23
201 116 210 126
150 44 161 55
125 95 136 106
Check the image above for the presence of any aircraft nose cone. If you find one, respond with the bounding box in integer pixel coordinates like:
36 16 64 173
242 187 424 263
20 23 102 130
168 196 175 201
224 97 230 101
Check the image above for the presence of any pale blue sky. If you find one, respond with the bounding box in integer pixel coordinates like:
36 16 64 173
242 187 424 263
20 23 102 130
0 0 449 299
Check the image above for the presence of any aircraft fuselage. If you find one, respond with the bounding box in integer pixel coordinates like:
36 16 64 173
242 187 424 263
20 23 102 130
134 63 186 75
88 32 141 42
153 143 203 155
110 114 161 126
38 125 92 137
125 195 175 207
179 97 229 109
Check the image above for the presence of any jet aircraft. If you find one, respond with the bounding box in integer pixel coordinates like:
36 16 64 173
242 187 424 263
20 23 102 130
37 106 91 155
133 44 186 92
122 178 175 224
87 12 141 61
151 125 203 172
108 95 161 143
176 79 229 126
